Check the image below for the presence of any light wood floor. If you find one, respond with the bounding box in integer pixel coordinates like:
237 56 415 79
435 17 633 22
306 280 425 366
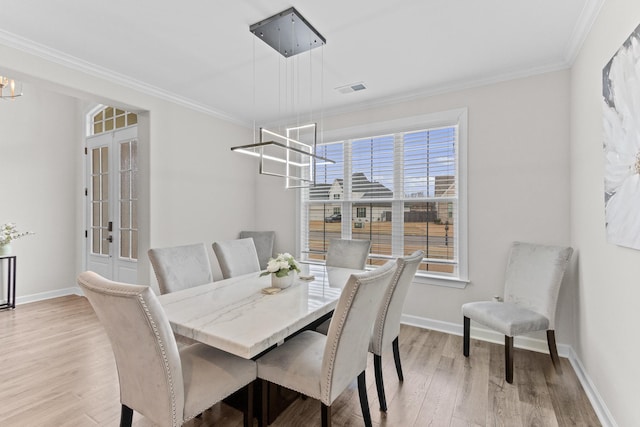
0 296 600 426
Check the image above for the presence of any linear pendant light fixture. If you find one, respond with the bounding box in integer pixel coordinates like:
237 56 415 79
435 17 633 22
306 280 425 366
231 7 334 188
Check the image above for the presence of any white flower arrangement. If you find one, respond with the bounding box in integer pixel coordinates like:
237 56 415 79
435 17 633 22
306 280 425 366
260 253 301 278
0 222 35 246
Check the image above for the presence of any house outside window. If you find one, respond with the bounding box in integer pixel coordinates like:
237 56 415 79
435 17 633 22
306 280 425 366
299 109 468 284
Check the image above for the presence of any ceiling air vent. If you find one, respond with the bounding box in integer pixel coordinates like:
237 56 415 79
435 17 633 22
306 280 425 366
335 82 367 94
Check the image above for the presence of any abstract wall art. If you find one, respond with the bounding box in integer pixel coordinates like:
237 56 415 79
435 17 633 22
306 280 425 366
603 22 640 250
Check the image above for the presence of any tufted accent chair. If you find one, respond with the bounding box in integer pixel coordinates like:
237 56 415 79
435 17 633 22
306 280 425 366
462 241 573 383
239 230 275 270
369 250 423 412
212 238 261 279
256 260 397 427
148 243 213 295
325 238 371 269
77 271 256 427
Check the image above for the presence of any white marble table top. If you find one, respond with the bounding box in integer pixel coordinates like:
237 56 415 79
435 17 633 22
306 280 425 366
158 264 360 359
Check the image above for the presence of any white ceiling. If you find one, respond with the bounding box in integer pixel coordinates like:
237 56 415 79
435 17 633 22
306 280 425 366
0 1 602 126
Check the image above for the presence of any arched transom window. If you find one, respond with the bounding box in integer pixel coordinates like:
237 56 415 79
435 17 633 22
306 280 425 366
91 106 137 135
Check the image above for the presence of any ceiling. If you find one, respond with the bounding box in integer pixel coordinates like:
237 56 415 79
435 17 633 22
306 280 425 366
0 1 602 126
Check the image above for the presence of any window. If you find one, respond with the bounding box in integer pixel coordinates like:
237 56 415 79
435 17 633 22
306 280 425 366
119 139 138 260
300 109 468 284
91 106 137 135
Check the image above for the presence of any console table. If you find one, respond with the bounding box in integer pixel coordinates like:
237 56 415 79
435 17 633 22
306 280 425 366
0 255 16 310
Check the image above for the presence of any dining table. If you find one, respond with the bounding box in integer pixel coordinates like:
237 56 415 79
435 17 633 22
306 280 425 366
157 263 361 360
158 263 363 424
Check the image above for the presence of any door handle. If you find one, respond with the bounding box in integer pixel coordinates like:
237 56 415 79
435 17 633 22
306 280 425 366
106 235 113 243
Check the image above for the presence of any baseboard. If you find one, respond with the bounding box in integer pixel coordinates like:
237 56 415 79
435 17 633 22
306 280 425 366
565 347 618 427
14 286 82 305
400 313 617 427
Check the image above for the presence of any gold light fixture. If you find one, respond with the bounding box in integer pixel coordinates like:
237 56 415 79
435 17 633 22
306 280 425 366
231 7 333 188
0 76 23 100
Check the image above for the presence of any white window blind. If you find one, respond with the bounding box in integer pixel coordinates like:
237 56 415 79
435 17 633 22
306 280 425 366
351 135 395 200
402 127 457 273
300 111 465 281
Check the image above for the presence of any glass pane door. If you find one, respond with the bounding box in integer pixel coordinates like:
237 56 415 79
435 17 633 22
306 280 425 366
90 146 110 256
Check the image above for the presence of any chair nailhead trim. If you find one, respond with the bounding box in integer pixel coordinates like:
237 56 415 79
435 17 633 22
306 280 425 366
323 280 360 404
138 294 179 427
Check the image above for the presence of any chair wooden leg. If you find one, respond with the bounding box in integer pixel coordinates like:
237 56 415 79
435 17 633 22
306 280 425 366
463 316 470 357
505 335 514 384
261 379 269 427
321 403 331 427
357 371 373 427
373 354 387 412
244 381 254 427
392 336 404 382
120 404 133 427
547 330 563 375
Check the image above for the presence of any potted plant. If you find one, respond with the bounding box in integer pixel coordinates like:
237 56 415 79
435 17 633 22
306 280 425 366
0 222 35 256
260 253 300 289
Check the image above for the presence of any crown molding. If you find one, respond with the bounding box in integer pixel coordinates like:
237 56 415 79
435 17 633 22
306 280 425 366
320 60 572 121
563 0 606 65
0 29 247 126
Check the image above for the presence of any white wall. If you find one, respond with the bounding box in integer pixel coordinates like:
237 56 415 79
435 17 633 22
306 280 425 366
401 72 572 332
255 173 297 255
0 42 255 292
571 0 640 425
146 105 256 282
0 83 82 297
258 70 573 341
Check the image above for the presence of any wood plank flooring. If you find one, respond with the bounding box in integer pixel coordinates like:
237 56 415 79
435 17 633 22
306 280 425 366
0 296 600 426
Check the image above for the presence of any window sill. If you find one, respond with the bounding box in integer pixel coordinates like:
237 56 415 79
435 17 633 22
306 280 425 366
299 260 469 289
413 274 469 289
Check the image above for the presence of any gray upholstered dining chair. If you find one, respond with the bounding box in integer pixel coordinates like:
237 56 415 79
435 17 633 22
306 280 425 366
77 271 257 427
212 238 261 279
370 250 423 412
314 238 372 335
148 243 213 295
325 238 371 269
256 261 397 427
239 230 275 270
462 241 573 384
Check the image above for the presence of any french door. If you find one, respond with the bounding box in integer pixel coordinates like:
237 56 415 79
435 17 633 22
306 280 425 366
85 126 138 283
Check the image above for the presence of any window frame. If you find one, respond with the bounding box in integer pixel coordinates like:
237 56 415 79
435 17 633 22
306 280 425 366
295 108 468 288
90 105 138 136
